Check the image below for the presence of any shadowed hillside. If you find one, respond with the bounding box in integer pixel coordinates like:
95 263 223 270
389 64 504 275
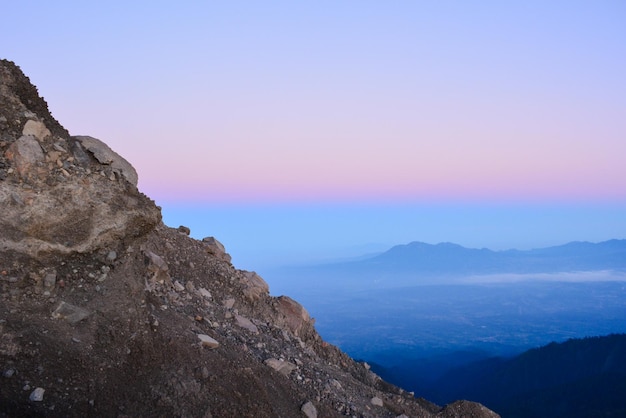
380 334 626 418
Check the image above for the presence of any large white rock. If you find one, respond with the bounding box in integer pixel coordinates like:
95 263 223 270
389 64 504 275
197 334 219 349
74 135 138 186
22 120 51 140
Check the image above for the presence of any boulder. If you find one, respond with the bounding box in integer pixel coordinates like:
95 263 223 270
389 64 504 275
4 135 44 179
22 119 51 140
275 295 314 338
202 237 232 263
0 62 161 260
240 270 270 301
74 135 138 186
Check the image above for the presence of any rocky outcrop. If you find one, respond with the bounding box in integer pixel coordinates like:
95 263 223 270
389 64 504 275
0 59 499 417
0 61 160 261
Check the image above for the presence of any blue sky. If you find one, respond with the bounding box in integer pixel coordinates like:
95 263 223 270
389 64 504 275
2 1 625 274
162 202 626 272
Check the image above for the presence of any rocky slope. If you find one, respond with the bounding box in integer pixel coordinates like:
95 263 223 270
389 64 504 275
0 59 499 418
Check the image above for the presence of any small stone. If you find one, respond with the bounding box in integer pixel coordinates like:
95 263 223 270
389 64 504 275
29 387 45 401
223 298 235 309
43 272 56 288
264 358 297 376
235 315 259 334
144 251 170 284
3 369 15 378
52 301 90 324
173 281 185 292
53 142 67 152
177 225 190 235
301 401 317 418
106 251 117 262
198 288 212 299
371 396 383 407
328 379 342 390
198 334 219 349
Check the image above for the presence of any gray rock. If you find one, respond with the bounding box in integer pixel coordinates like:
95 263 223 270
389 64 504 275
197 288 212 299
275 296 313 338
301 401 317 418
52 301 90 324
240 271 270 301
264 358 297 376
371 396 383 406
22 120 50 140
29 387 45 401
69 139 91 166
202 237 232 262
223 298 235 309
235 315 258 334
0 167 160 260
4 135 44 179
43 272 56 288
198 334 219 349
74 135 138 186
144 251 170 284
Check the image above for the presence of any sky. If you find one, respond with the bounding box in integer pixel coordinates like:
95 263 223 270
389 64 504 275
3 1 626 272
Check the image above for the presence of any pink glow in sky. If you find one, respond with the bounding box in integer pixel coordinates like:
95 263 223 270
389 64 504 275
2 2 625 205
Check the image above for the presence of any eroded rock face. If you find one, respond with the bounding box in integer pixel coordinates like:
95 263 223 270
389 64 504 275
0 59 160 260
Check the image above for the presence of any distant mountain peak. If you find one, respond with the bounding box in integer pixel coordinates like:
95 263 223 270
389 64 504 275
302 239 626 285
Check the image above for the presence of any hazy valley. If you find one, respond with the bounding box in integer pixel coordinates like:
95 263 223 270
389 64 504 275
267 240 626 416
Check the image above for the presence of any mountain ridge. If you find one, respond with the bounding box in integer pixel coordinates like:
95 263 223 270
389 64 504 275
437 333 626 418
299 239 626 283
373 334 626 418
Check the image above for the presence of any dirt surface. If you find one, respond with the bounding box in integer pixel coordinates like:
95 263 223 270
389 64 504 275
0 59 500 418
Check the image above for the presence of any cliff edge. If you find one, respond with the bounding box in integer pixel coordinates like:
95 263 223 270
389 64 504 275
0 59 499 418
